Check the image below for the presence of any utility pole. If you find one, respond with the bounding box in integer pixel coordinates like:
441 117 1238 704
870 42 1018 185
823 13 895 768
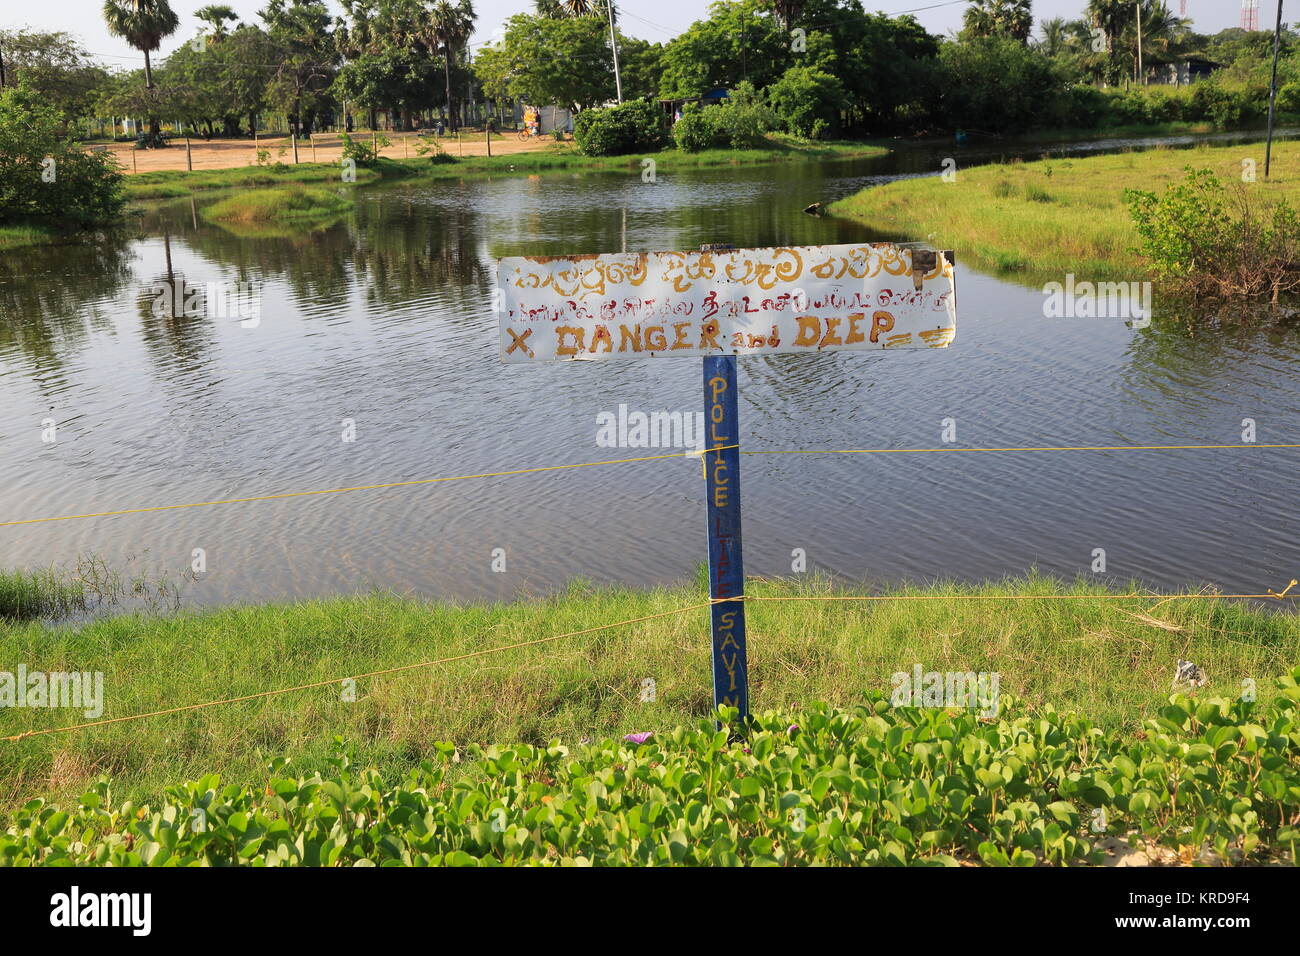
606 0 623 104
1136 2 1144 85
741 11 748 82
1266 0 1285 178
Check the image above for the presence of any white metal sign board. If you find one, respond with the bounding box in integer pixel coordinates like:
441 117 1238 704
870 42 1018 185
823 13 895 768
496 243 955 363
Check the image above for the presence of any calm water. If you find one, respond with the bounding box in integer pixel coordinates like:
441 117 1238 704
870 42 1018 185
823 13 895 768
1 134 1297 606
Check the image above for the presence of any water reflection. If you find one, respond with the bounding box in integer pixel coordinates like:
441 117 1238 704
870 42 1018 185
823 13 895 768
0 137 1296 608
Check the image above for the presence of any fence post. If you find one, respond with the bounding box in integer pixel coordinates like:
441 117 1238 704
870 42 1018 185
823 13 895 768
702 351 749 724
185 136 192 171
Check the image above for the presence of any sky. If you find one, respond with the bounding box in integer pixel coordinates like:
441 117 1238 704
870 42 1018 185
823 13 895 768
5 0 1250 70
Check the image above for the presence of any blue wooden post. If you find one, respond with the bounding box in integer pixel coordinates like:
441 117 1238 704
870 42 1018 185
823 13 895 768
703 354 749 721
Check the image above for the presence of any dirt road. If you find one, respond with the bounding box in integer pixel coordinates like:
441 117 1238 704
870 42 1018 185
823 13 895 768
93 132 558 174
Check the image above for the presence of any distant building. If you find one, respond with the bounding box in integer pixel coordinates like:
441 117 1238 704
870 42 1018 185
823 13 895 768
1160 57 1222 86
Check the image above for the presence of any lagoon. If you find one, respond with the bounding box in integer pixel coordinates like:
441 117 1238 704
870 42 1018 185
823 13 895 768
0 132 1297 607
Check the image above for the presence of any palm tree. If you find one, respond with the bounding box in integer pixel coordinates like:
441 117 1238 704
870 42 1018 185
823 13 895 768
1128 2 1192 82
536 0 615 19
962 0 1033 43
102 0 179 89
103 0 178 146
1089 0 1188 85
196 4 239 38
1038 16 1068 57
421 0 475 132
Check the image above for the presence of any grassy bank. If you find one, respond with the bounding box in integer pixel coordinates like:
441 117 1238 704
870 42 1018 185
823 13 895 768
830 138 1300 283
200 187 353 225
396 137 887 180
1 574 1296 815
125 163 383 202
122 138 885 203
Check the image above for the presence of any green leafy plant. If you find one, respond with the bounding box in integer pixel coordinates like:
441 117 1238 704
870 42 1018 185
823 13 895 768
573 98 667 157
766 67 848 140
414 135 456 165
1126 167 1300 301
0 80 125 228
5 665 1298 867
340 131 388 167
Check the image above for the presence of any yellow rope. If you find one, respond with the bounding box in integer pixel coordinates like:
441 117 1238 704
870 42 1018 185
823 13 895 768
732 591 1297 603
0 601 713 743
0 448 737 529
742 443 1300 456
2 442 1292 529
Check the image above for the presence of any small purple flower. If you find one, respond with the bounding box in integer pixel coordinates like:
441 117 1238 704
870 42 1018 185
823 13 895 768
623 732 653 745
787 724 799 734
743 748 752 754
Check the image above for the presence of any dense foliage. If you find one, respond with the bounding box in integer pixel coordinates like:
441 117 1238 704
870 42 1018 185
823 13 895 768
938 37 1068 133
766 67 848 140
574 98 668 156
0 83 125 227
1127 167 1300 301
10 0 1300 148
4 666 1298 866
672 82 775 152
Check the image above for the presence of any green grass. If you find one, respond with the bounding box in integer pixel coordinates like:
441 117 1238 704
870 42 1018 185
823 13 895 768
200 186 353 225
830 137 1300 284
0 224 62 251
398 136 886 180
0 568 84 621
1 573 1295 815
124 163 382 201
121 138 885 203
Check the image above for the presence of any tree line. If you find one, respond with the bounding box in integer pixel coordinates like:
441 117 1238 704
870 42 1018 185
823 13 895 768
2 0 1298 145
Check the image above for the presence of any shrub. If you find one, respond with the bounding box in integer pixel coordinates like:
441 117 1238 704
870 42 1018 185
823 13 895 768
937 37 1067 134
709 80 777 147
1188 81 1265 130
766 66 848 139
1277 80 1300 114
673 86 776 153
672 106 721 152
1126 166 1300 301
340 131 388 166
414 135 456 164
0 82 125 228
1058 84 1109 129
5 667 1300 865
573 98 667 156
